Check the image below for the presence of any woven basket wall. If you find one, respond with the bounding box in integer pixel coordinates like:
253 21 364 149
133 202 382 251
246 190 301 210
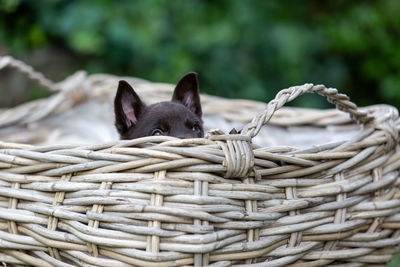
0 56 400 267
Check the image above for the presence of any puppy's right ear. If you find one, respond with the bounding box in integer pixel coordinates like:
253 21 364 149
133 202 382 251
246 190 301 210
114 80 145 135
172 72 202 117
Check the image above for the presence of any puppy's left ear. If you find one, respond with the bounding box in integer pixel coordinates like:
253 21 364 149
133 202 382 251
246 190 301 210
114 80 145 136
172 72 202 117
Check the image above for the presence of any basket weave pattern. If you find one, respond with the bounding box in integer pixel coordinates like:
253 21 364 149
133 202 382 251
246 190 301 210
0 56 400 266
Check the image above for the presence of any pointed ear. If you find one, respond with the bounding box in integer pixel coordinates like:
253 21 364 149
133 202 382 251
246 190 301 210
172 72 202 117
114 80 145 135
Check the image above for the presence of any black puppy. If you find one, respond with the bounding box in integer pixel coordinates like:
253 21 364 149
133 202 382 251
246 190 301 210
114 72 204 139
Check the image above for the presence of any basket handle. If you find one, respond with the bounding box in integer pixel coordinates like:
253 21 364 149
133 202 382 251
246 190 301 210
0 56 58 92
241 83 374 139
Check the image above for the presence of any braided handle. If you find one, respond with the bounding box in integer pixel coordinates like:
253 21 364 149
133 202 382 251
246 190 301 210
0 56 58 92
241 83 373 139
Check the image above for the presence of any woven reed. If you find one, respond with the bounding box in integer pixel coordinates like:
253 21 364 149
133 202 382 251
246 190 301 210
0 56 400 266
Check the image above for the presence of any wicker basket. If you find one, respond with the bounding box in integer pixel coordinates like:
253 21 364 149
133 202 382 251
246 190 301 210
0 56 399 266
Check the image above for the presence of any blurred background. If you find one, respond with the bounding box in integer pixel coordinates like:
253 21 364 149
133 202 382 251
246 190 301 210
0 0 399 110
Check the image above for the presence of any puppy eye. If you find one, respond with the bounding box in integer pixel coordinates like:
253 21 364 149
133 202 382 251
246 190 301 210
152 129 164 136
192 124 201 132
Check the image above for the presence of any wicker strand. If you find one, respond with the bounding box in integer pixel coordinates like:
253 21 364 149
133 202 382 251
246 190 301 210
0 55 58 92
201 180 210 266
87 181 112 257
7 182 20 235
148 170 166 255
194 174 203 266
208 134 254 179
244 177 258 264
241 84 374 139
47 173 72 260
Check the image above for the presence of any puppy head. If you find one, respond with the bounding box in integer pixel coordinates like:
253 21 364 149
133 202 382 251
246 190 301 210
114 72 203 139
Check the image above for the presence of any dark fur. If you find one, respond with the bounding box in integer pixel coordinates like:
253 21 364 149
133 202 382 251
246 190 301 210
114 72 204 139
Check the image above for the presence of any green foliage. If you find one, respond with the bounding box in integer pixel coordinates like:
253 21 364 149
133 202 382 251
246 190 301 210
1 0 400 109
389 252 400 267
